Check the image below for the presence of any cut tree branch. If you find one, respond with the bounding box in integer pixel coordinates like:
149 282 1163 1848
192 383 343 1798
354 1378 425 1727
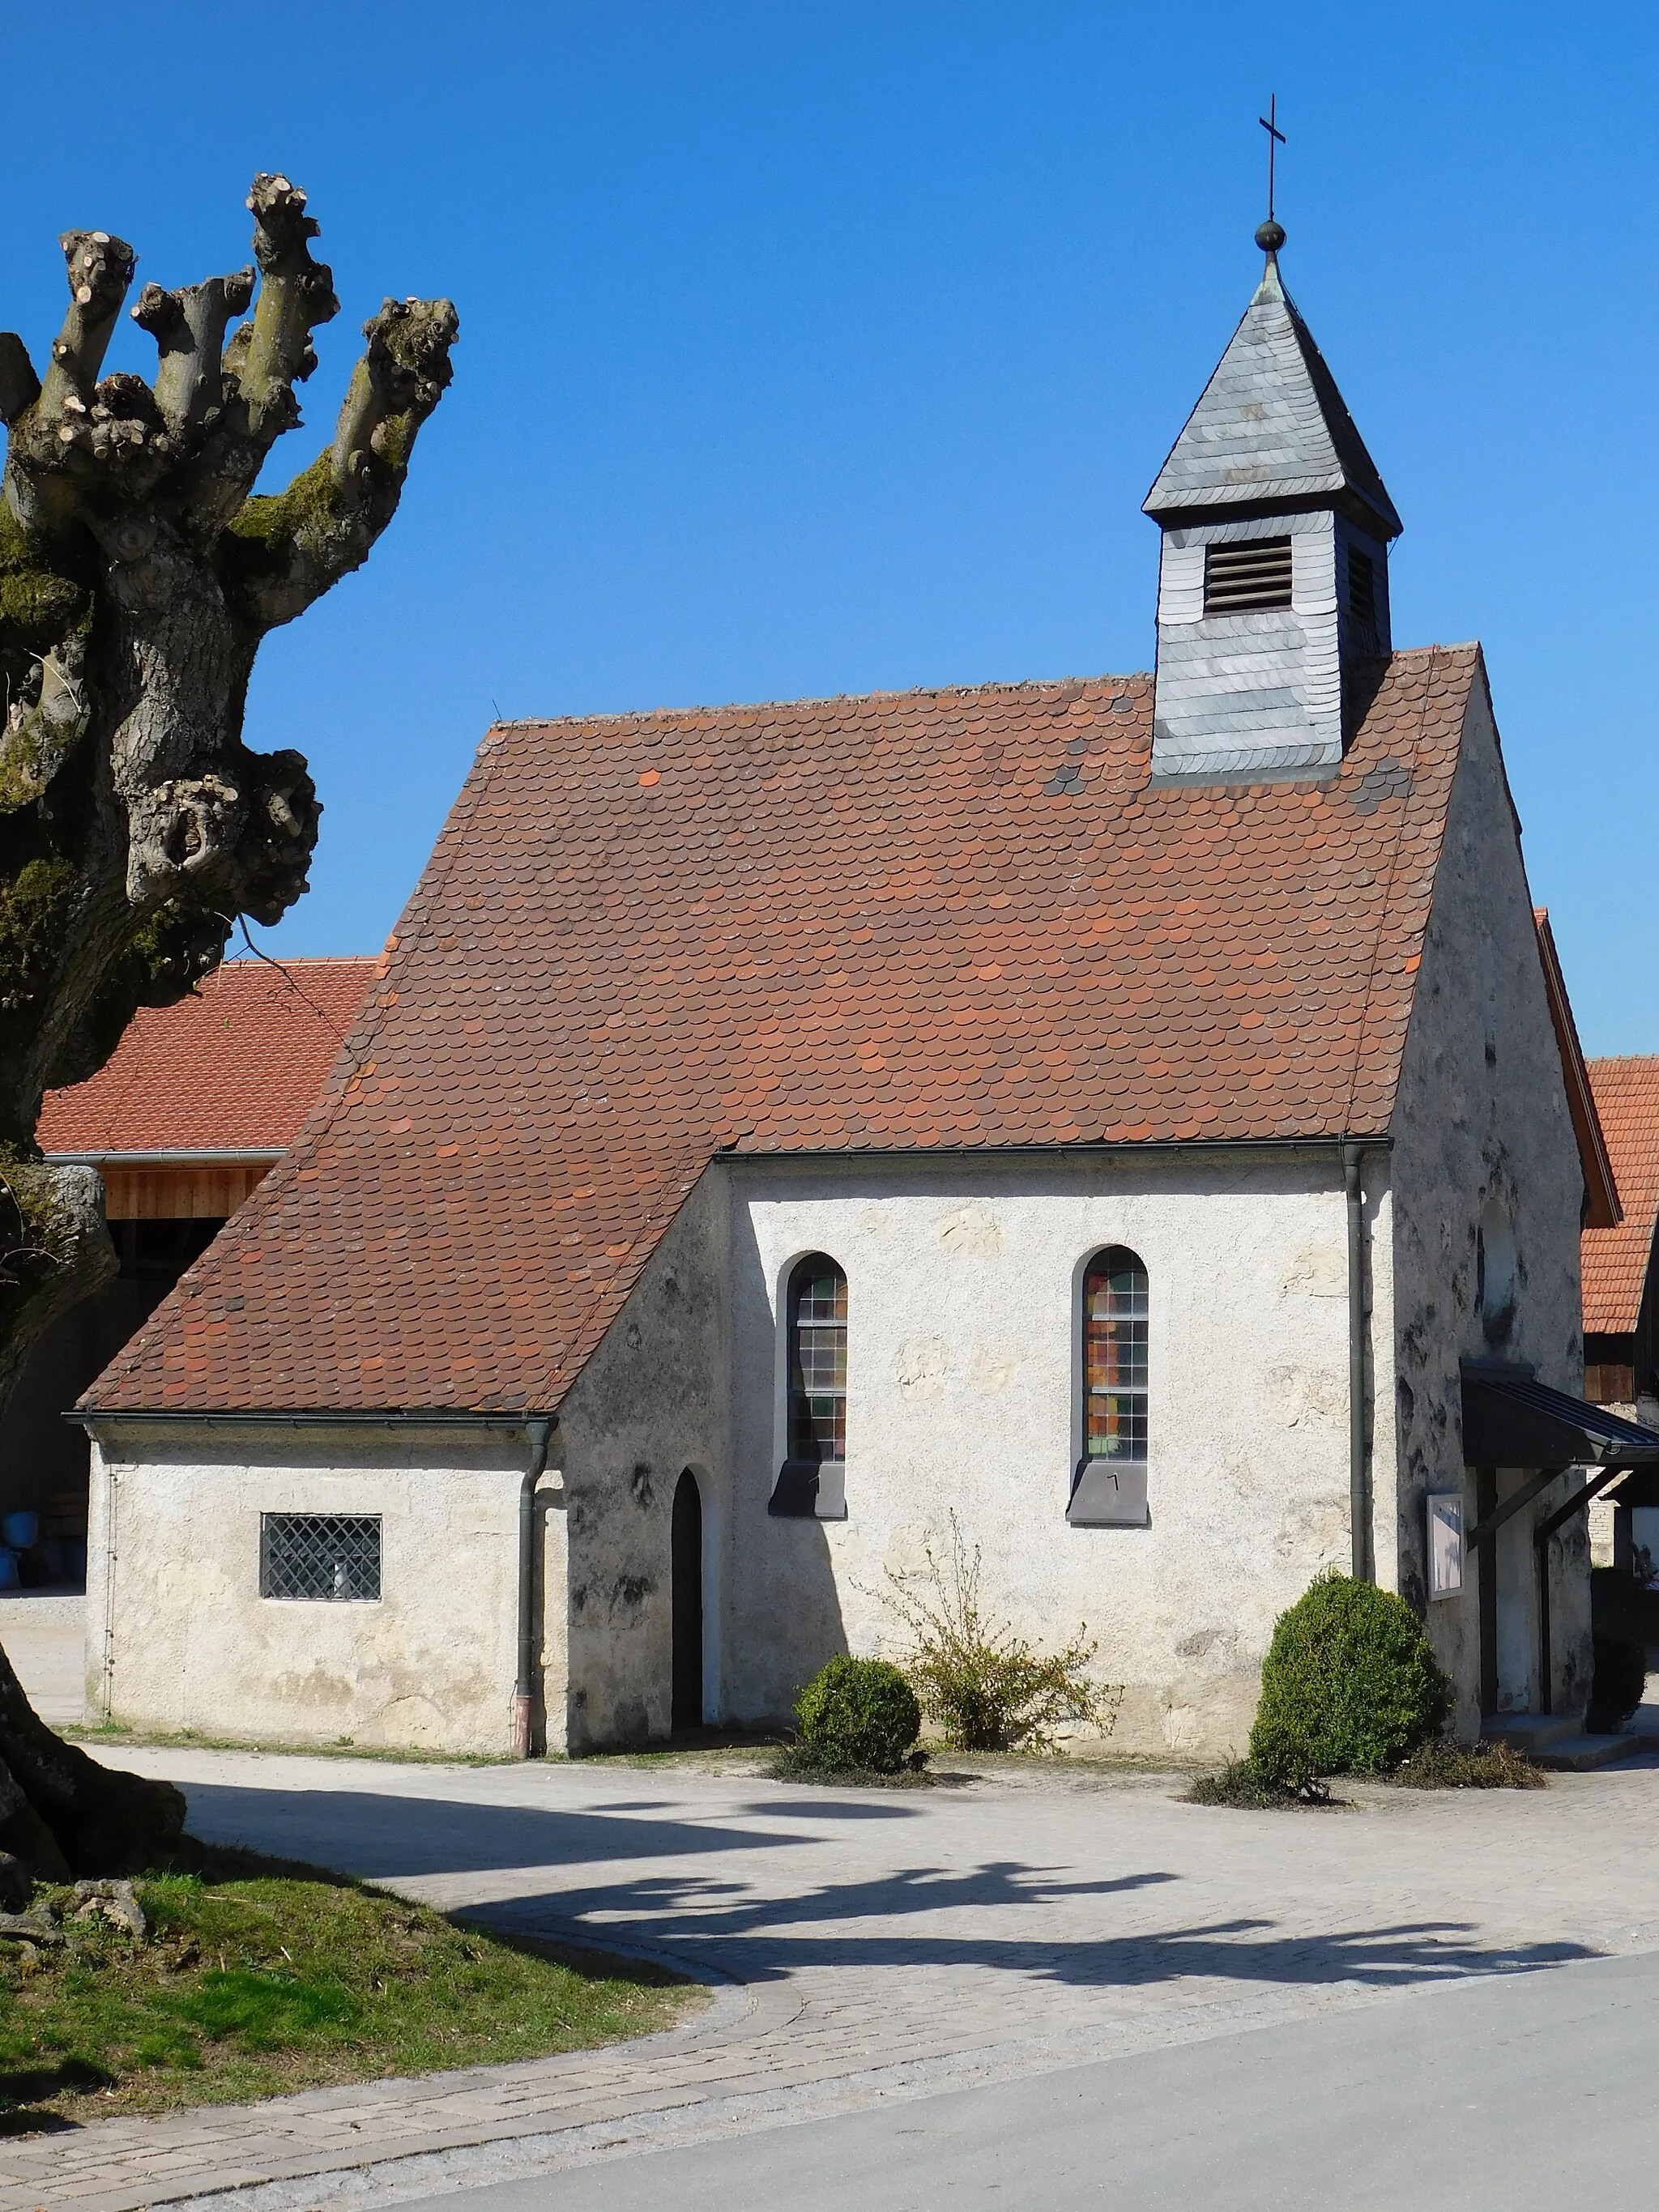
174 175 342 534
39 232 135 413
226 295 458 632
131 267 255 436
235 173 339 411
330 296 458 490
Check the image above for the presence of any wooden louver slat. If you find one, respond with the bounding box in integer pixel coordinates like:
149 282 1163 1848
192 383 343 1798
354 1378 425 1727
1347 546 1376 626
1204 537 1294 614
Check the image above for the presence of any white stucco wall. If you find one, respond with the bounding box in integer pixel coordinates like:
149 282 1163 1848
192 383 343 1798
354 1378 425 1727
1387 674 1589 1730
85 1423 566 1756
710 1150 1359 1757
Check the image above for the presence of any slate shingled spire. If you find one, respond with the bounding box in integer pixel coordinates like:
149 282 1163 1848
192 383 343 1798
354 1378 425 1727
1144 224 1402 783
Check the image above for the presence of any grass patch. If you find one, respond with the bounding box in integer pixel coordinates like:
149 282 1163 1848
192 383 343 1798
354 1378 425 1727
64 1721 518 1767
1389 1740 1549 1791
1183 1758 1337 1809
0 1844 700 2133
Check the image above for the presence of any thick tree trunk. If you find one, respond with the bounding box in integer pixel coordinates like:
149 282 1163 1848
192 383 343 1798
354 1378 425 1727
0 175 456 1878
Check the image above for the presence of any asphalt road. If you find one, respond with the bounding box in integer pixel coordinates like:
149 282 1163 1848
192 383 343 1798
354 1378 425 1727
410 1948 1659 2211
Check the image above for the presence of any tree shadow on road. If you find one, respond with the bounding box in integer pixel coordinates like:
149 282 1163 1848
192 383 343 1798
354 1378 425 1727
170 1783 1597 2002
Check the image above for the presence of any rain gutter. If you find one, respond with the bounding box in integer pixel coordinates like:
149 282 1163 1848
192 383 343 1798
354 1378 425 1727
1342 1141 1373 1582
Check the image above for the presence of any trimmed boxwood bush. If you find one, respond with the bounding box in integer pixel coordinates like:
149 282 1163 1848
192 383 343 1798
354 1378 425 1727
793 1656 921 1773
1249 1571 1453 1790
1588 1629 1648 1734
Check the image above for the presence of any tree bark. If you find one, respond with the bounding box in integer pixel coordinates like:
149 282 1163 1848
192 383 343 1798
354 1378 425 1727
0 175 457 1877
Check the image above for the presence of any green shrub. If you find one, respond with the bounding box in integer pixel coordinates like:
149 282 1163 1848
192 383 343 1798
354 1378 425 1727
1248 1571 1452 1790
879 1512 1119 1751
792 1656 921 1774
1588 1630 1648 1734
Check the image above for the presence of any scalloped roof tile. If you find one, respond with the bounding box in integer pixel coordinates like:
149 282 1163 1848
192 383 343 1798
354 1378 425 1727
1583 1058 1659 1335
38 957 375 1157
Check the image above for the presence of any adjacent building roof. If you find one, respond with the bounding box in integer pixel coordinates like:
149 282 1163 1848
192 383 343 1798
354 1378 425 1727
1143 251 1401 537
83 644 1484 1417
39 957 375 1159
1582 1058 1659 1335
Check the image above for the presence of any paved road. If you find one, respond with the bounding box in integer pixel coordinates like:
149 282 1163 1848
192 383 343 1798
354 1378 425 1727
416 1947 1659 2212
14 1741 1659 2210
0 1588 83 1724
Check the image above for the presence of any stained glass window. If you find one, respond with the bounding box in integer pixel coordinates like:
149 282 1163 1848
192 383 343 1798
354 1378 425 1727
788 1253 847 1463
1083 1248 1148 1464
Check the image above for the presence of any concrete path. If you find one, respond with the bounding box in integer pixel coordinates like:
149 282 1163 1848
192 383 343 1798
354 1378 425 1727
394 1946 1659 2212
12 1739 1659 2210
0 1589 83 1725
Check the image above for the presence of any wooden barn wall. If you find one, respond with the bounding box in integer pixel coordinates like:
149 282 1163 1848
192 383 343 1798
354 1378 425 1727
101 1164 271 1221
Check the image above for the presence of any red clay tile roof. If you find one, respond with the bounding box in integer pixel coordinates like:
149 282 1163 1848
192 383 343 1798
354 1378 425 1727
85 645 1482 1414
1583 1058 1659 1335
39 958 375 1157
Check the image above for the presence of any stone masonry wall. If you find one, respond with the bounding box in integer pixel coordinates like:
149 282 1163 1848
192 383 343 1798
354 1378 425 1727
1388 675 1588 1732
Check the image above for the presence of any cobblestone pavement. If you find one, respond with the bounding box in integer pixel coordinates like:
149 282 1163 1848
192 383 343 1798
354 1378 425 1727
12 1741 1659 2211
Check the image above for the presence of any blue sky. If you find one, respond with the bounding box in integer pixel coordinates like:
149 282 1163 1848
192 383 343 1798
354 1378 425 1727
5 3 1655 1050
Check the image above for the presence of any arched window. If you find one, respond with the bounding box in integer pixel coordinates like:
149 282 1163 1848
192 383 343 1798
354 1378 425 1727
1070 1247 1149 1526
789 1254 847 1461
1477 1200 1516 1345
769 1254 849 1519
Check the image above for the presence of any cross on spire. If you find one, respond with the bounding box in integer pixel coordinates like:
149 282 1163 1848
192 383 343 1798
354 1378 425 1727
1259 95 1286 222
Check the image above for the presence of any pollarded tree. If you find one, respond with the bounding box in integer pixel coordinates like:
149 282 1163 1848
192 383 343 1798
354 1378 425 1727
0 175 456 1880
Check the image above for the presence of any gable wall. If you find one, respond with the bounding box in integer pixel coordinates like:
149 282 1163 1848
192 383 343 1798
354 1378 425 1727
552 1172 731 1750
1386 678 1588 1727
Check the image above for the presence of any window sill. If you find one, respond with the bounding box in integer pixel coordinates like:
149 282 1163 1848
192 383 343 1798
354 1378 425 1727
1068 1460 1148 1528
768 1460 847 1520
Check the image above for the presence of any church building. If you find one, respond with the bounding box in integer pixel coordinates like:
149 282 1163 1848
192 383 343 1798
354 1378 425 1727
75 221 1658 1760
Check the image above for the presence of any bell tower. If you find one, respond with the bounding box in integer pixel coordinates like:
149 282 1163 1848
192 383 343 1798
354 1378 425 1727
1143 219 1402 784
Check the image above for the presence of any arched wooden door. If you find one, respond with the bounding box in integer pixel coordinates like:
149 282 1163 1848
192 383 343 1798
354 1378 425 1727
671 1469 703 1731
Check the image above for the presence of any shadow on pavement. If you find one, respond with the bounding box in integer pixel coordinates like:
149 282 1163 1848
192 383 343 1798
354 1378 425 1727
167 1780 1597 2002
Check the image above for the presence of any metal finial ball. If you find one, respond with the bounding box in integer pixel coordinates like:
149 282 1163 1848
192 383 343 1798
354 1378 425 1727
1255 218 1286 254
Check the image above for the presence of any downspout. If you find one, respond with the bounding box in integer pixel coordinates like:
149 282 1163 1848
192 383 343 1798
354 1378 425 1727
514 1418 552 1759
1343 1142 1371 1581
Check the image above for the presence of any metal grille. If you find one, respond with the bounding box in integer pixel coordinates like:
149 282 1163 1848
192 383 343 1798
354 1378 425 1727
1084 1248 1149 1464
1204 537 1293 614
1347 546 1376 625
789 1254 847 1461
260 1513 382 1602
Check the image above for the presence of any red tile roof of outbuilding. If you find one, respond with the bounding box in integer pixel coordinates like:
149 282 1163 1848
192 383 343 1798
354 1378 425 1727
38 957 375 1157
85 645 1484 1415
1582 1058 1659 1335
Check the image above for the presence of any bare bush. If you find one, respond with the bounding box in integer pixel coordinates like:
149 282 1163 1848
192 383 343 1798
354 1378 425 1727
880 1513 1121 1752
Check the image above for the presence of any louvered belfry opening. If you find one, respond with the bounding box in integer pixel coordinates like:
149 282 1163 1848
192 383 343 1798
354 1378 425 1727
1203 536 1294 615
1347 546 1376 626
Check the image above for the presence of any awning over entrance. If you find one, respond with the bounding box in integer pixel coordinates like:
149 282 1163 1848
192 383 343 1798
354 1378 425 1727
1461 1362 1659 1468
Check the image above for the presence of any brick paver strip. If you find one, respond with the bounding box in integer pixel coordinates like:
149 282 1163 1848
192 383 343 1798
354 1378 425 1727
9 1743 1659 2210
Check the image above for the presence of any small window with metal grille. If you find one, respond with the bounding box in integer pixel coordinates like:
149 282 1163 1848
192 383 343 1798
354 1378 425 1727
1204 537 1293 615
260 1512 382 1601
1347 545 1376 626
